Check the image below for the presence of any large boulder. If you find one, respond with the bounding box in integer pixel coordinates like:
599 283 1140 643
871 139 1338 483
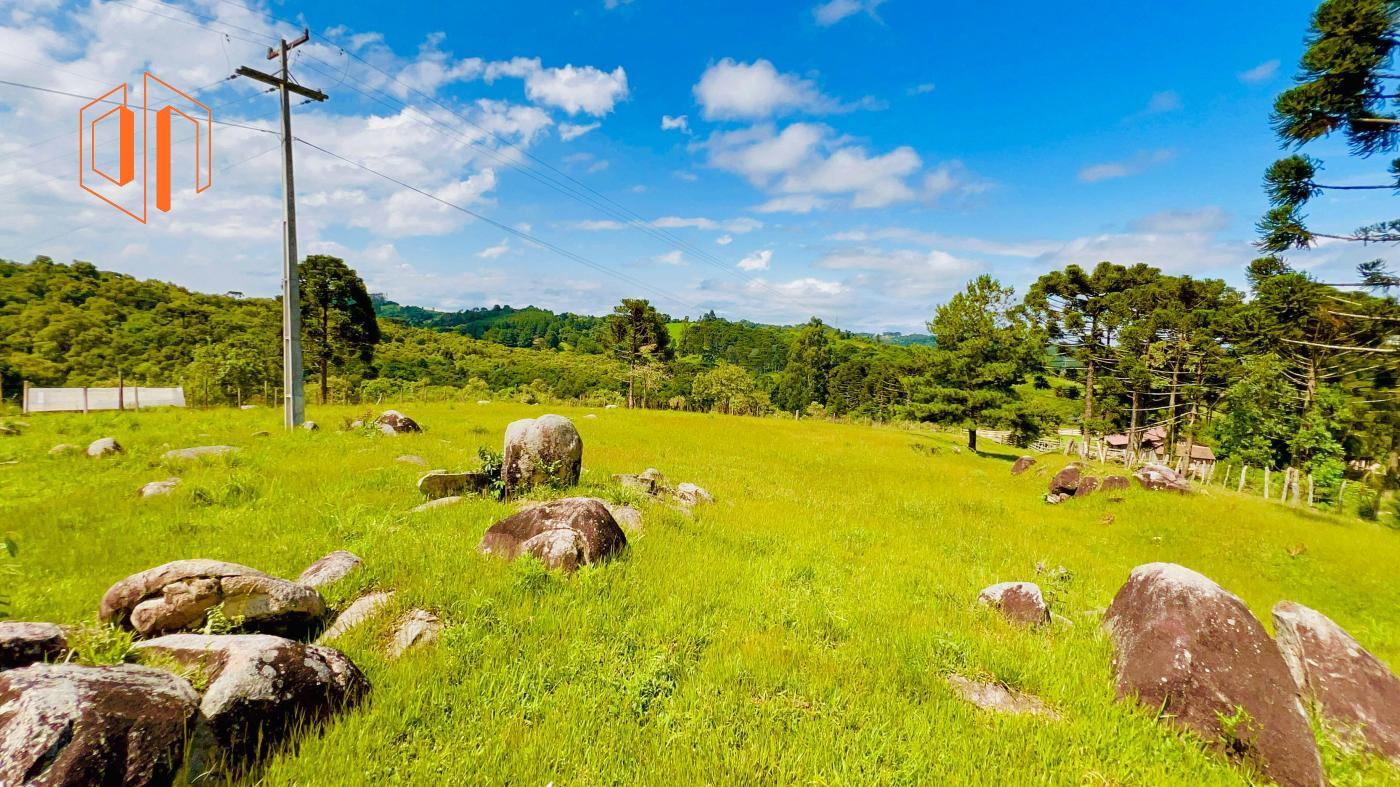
375 410 421 434
86 437 122 457
479 497 626 572
0 663 199 786
0 621 68 670
1103 563 1322 787
162 445 238 462
131 633 368 779
502 414 583 496
1074 476 1100 498
1134 463 1189 493
1048 464 1082 496
977 582 1050 626
1273 601 1400 762
296 550 363 588
100 559 326 637
1011 456 1037 475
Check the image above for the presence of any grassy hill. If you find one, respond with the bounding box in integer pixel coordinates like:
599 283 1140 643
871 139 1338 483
2 404 1397 784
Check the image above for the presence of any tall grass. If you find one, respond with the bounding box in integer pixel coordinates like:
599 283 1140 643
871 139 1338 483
1 403 1397 784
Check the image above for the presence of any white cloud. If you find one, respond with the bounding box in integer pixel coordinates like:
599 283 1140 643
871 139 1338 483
1078 149 1175 183
654 250 685 265
587 159 610 173
737 249 773 271
755 194 831 214
702 122 975 211
661 114 691 133
477 239 510 259
674 170 699 182
1130 207 1230 234
1239 60 1280 84
716 234 733 246
1142 90 1182 114
694 59 850 120
812 0 885 26
908 83 936 95
486 57 629 116
559 122 600 141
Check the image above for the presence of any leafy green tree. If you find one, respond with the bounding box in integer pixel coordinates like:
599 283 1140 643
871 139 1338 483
299 255 381 404
1217 354 1298 469
775 318 834 413
692 362 762 414
604 298 672 408
908 275 1045 450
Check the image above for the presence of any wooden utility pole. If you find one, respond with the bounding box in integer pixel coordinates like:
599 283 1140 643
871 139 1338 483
235 29 327 430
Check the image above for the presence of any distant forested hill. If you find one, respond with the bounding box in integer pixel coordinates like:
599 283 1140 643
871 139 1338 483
371 295 607 352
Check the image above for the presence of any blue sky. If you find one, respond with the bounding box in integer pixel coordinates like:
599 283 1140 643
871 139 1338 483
0 0 1393 331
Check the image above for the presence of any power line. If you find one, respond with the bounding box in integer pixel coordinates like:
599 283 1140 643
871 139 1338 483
180 0 827 316
295 135 700 312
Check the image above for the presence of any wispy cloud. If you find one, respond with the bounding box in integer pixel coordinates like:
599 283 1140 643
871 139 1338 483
1078 149 1175 183
812 0 886 26
1238 60 1280 84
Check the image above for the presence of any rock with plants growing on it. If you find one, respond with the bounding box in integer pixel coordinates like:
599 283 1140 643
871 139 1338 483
502 414 582 497
100 559 325 637
86 437 122 458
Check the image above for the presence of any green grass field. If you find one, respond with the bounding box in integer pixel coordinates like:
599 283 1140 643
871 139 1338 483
3 403 1399 785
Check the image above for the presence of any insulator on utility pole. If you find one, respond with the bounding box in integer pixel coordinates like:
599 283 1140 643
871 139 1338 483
234 28 327 430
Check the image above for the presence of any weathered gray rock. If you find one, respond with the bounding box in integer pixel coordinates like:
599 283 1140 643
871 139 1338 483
131 633 368 780
1074 476 1099 498
296 550 363 588
1044 492 1069 504
388 609 442 658
139 477 181 498
412 496 464 513
947 674 1059 719
319 591 396 643
1134 463 1190 493
1048 464 1082 496
1103 563 1322 787
978 581 1050 626
49 443 81 456
375 410 421 434
162 445 238 462
1273 601 1400 763
0 622 67 670
608 504 643 533
1011 456 1036 475
251 430 271 438
301 420 319 432
502 414 582 496
418 470 494 499
675 482 714 506
396 454 428 466
86 437 122 457
0 663 199 786
615 473 659 495
479 497 626 572
100 559 326 637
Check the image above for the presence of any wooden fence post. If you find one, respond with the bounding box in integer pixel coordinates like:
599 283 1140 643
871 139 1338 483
82 386 89 415
1293 469 1302 505
133 386 140 410
21 380 29 416
1307 474 1314 507
118 373 124 412
1265 467 1271 499
1238 465 1248 493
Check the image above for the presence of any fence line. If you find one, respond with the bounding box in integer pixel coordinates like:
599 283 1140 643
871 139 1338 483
22 382 185 414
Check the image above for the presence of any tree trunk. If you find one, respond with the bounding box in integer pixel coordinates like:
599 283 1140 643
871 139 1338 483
1128 389 1140 453
627 359 636 408
1166 355 1181 455
968 427 978 451
1081 357 1095 437
320 359 329 405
